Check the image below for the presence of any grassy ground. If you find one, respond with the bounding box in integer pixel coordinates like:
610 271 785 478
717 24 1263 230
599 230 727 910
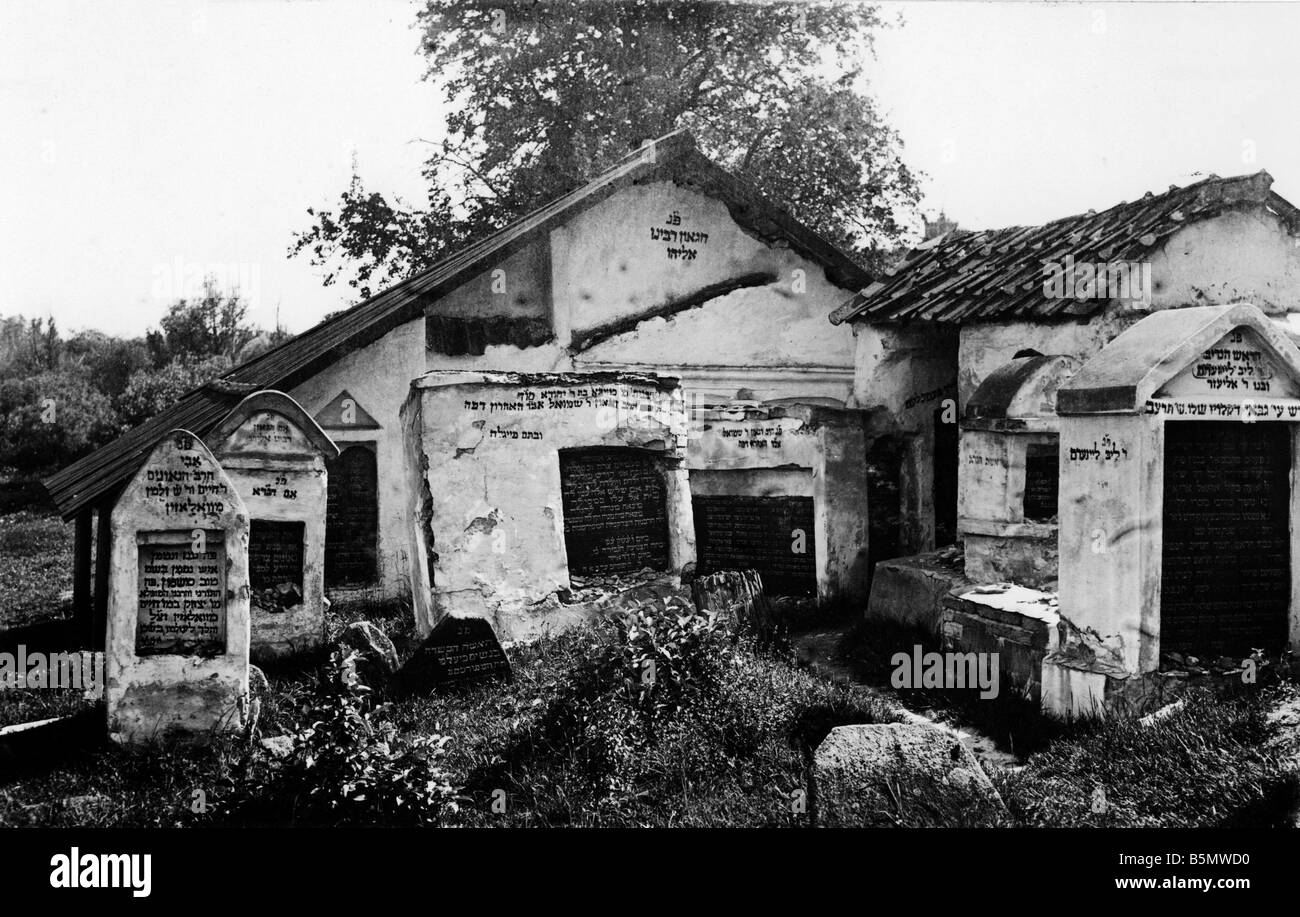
1 498 1297 828
834 615 1300 827
0 511 74 635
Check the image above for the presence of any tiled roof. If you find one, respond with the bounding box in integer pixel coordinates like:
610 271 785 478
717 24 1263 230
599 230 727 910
44 129 871 520
830 171 1300 326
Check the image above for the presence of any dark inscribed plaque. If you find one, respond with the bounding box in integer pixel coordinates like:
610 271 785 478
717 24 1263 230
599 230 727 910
559 448 670 577
136 534 227 656
692 495 816 596
1161 421 1290 657
400 616 512 693
326 443 378 586
250 519 304 612
1023 442 1060 522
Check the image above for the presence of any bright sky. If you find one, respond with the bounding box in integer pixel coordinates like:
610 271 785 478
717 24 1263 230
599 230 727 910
3 0 1300 338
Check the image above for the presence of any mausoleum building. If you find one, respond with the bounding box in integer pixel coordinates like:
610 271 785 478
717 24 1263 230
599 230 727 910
47 130 874 645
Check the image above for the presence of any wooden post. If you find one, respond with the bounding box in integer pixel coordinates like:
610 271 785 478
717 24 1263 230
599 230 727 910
93 502 112 651
72 511 92 647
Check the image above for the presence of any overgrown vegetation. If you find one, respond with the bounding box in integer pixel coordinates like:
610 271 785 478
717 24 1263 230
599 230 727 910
214 652 459 827
1001 686 1300 828
1 509 1297 828
0 511 74 634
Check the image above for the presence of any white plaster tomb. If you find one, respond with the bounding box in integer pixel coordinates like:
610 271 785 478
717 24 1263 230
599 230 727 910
205 390 339 662
688 399 871 605
959 353 1080 588
402 370 694 642
105 429 251 744
1048 303 1300 714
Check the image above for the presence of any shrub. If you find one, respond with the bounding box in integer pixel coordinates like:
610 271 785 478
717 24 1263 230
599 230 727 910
115 355 232 430
0 371 118 471
458 598 896 825
601 596 723 716
218 651 459 826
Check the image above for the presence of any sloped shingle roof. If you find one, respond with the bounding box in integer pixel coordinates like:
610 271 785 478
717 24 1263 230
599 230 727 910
830 171 1300 326
44 129 871 520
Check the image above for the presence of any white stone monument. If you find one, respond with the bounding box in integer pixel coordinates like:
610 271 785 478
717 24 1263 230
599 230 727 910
205 390 338 662
105 429 251 743
1049 303 1300 715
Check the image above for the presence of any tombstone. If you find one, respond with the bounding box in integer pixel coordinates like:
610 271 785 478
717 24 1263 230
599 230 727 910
402 370 695 642
205 391 339 662
325 444 379 586
1049 303 1300 715
400 615 511 693
105 429 250 744
687 399 870 602
693 494 816 596
958 354 1079 588
315 391 381 588
559 446 671 576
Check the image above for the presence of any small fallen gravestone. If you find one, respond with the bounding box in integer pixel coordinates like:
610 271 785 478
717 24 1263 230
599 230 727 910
399 616 511 693
812 722 1007 827
105 429 251 744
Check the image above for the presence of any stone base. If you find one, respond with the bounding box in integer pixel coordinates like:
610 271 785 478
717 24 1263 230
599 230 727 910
250 604 327 664
941 584 1059 703
1041 662 1108 718
865 546 970 637
107 659 250 745
1042 657 1296 719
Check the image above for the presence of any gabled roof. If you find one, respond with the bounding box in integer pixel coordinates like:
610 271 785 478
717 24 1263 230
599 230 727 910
831 171 1300 326
44 129 871 520
1057 302 1300 414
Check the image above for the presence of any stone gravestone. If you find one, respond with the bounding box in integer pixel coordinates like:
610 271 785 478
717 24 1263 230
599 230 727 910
400 616 511 693
205 391 339 662
106 429 251 744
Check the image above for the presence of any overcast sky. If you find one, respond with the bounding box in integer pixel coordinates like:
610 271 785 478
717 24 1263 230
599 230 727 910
4 0 1299 338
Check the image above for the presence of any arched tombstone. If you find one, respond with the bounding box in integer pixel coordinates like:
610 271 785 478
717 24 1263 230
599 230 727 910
959 353 1080 587
205 391 340 662
106 429 250 744
1050 303 1300 715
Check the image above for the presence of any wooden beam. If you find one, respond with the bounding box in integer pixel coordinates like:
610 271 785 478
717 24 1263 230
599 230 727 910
72 511 92 647
92 503 112 651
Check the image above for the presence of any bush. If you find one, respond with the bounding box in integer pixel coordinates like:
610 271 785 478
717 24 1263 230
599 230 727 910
115 355 232 430
457 598 895 825
601 596 723 717
217 651 459 826
0 371 119 471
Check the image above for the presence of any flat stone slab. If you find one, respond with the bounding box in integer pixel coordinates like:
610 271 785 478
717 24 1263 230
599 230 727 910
813 723 1007 826
956 583 1060 626
866 548 972 637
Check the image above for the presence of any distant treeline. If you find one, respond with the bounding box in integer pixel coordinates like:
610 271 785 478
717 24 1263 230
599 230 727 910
0 278 290 474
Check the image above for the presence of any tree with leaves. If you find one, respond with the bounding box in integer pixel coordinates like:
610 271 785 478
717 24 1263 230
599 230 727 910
292 0 920 298
146 276 256 365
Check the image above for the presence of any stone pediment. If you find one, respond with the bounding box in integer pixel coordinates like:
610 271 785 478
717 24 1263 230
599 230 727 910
313 390 381 430
1057 303 1300 414
207 390 340 459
